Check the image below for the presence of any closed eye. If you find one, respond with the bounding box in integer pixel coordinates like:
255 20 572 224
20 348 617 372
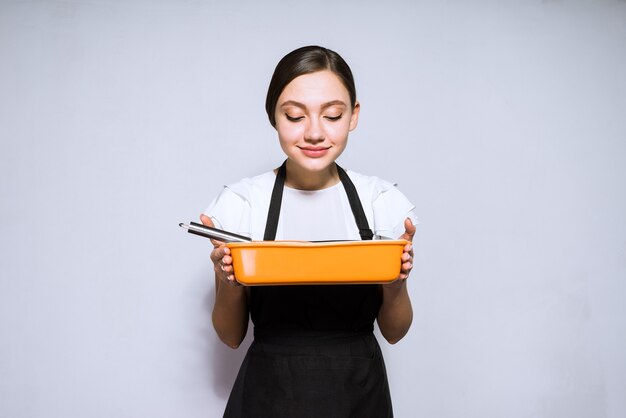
285 114 304 122
325 114 343 121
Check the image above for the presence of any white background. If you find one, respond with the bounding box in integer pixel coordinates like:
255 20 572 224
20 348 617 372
1 1 625 417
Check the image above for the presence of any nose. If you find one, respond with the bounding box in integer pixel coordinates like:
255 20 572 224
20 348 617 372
304 118 324 143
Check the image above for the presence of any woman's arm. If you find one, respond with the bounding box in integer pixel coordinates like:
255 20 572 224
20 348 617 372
200 214 249 349
377 218 415 344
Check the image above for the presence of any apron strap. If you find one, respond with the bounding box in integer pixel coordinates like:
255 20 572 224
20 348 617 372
263 160 287 241
336 164 374 241
263 160 374 241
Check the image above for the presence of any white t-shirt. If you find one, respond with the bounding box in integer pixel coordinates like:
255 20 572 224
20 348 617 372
204 169 418 241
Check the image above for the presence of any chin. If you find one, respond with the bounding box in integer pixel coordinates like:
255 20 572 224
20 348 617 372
294 157 336 173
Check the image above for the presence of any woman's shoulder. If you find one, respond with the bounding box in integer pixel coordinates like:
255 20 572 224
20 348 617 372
204 170 275 233
344 169 401 200
222 170 276 203
345 168 418 237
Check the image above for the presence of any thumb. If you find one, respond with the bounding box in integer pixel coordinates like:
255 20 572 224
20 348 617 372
200 214 214 228
199 214 223 248
399 217 416 242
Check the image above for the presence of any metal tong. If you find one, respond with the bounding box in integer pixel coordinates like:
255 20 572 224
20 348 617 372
179 222 252 243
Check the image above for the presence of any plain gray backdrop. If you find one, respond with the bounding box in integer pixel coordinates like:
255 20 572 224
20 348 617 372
1 1 625 417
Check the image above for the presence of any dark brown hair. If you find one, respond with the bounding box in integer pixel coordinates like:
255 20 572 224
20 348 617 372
265 45 357 127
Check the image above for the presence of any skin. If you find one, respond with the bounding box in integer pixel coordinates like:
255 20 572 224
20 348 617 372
203 70 414 348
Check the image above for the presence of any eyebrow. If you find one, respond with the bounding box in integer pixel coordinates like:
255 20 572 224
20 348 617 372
279 100 348 110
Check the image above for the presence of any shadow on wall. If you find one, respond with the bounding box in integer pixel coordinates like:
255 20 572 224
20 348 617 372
203 284 253 400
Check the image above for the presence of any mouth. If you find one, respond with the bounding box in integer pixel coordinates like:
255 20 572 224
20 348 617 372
298 146 331 158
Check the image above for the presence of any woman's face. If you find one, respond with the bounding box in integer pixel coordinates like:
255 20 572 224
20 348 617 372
274 70 359 177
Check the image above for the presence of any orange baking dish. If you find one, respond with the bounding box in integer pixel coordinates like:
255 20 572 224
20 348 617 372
227 240 408 285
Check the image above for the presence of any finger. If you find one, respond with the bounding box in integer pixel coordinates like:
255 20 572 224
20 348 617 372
210 246 227 263
200 214 226 248
227 275 241 286
221 264 234 274
210 243 230 262
216 263 233 282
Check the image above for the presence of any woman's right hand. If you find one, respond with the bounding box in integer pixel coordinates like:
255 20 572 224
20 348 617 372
200 214 248 348
200 214 239 286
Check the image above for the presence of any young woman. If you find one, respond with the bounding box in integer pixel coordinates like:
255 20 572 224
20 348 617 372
200 45 417 418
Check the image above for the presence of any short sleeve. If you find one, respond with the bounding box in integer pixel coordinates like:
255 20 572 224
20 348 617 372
372 184 418 239
202 186 252 238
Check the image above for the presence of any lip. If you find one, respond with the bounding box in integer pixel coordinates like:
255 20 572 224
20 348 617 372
298 146 331 158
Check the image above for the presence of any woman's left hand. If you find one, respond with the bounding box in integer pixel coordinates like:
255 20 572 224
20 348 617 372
378 217 415 343
397 218 415 281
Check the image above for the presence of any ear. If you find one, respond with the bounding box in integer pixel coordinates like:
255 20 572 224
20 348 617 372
349 101 360 131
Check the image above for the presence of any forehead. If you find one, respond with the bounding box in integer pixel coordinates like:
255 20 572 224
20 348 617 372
278 71 350 104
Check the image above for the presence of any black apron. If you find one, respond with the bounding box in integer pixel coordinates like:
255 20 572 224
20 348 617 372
223 162 393 418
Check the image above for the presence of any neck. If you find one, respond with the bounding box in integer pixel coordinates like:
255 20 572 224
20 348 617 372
283 160 339 190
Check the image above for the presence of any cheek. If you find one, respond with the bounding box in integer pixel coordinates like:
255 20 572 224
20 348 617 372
276 123 295 137
327 121 352 140
276 124 302 146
